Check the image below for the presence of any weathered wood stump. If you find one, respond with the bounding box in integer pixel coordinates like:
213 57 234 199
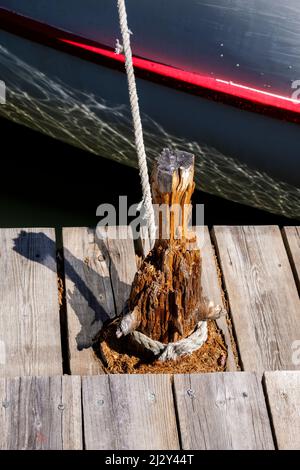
116 149 223 348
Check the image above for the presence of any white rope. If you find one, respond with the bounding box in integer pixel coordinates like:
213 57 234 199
131 321 208 361
117 0 156 244
116 301 226 359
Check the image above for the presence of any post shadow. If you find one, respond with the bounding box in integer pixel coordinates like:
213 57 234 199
13 230 130 352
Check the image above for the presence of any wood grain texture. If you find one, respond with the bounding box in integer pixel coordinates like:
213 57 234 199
63 226 136 375
128 243 204 342
282 227 300 294
82 374 179 450
0 376 82 449
213 226 300 371
264 371 300 449
196 227 237 371
174 372 274 450
0 228 62 377
140 226 237 367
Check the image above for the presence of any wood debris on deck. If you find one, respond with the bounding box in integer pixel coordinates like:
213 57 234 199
0 226 299 449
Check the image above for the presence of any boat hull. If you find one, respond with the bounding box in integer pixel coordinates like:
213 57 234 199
0 1 300 218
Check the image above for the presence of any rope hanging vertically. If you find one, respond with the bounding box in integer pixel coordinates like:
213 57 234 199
115 1 216 359
117 0 156 244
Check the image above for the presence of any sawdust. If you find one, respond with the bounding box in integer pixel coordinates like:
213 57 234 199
96 320 228 374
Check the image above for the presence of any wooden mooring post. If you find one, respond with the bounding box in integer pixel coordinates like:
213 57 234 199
113 149 224 358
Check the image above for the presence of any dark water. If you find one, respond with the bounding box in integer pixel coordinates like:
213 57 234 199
0 117 298 228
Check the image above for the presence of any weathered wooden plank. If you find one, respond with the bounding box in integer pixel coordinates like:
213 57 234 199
63 226 136 375
264 371 300 449
0 376 82 450
138 225 151 258
139 226 237 370
196 227 237 371
82 374 179 450
174 372 274 450
0 228 62 377
213 226 300 371
282 227 300 294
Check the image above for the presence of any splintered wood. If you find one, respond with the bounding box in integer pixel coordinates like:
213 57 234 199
117 150 223 342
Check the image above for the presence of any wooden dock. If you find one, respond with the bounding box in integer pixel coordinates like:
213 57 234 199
0 226 299 449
